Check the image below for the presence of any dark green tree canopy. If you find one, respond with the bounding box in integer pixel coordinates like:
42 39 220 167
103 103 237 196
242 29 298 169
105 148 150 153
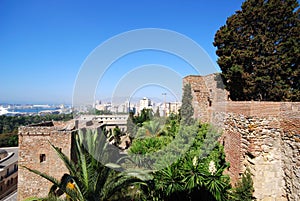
214 0 299 101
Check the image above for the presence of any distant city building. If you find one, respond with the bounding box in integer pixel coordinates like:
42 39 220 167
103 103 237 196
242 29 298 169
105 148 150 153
0 147 18 200
139 97 152 112
155 102 181 117
95 103 111 111
165 102 181 116
78 114 128 132
93 98 179 117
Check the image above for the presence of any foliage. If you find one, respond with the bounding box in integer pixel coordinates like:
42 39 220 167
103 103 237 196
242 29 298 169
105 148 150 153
125 94 231 200
129 136 172 155
134 109 154 126
23 128 152 201
149 125 231 201
163 113 180 138
23 195 65 201
0 113 72 134
214 0 300 101
0 133 18 147
136 119 164 138
127 112 138 139
126 109 154 138
95 109 112 115
112 126 123 145
231 168 254 201
0 113 73 147
181 84 194 125
128 117 231 201
154 107 160 118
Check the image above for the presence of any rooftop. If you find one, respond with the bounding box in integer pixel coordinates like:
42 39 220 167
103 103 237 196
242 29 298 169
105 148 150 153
0 147 18 169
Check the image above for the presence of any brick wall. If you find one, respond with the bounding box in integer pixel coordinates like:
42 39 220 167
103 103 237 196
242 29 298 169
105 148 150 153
219 129 241 184
18 124 73 201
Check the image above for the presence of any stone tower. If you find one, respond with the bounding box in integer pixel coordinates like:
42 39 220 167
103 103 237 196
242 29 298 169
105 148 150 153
18 121 75 200
183 73 228 124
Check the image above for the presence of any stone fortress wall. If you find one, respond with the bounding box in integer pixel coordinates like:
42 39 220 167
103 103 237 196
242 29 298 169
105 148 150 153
184 74 300 201
17 121 74 201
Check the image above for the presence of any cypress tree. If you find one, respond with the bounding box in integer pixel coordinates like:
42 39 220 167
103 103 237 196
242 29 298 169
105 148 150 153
181 84 194 125
214 0 299 101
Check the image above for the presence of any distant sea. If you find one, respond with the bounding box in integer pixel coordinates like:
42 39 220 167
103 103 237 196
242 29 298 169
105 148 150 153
9 107 59 114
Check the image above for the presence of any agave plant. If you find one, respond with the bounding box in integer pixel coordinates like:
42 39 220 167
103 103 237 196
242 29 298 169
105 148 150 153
23 128 152 201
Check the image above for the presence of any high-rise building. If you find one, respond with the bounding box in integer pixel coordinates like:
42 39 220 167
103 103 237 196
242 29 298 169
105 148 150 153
139 97 152 111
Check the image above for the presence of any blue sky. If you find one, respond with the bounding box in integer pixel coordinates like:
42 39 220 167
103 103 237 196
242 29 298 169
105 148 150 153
0 0 244 104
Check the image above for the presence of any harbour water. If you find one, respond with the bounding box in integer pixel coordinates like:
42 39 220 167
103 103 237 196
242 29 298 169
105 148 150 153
0 104 71 116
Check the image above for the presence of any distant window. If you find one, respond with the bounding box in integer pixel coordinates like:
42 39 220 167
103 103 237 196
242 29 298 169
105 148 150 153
0 185 2 191
40 154 46 163
6 169 9 177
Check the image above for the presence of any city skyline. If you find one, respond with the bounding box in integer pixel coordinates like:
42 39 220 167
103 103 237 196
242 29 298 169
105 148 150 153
1 0 244 104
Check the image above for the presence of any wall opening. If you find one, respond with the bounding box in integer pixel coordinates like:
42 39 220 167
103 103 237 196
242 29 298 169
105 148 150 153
208 97 212 107
40 154 46 163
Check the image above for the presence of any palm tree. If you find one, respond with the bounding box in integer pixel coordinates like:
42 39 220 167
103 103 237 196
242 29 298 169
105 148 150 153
136 119 163 138
23 128 152 201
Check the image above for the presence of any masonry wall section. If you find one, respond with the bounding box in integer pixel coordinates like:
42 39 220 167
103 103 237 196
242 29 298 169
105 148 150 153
18 126 73 201
184 73 300 200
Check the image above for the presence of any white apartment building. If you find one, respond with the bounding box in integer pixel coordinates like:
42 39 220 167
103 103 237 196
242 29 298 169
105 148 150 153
139 97 152 112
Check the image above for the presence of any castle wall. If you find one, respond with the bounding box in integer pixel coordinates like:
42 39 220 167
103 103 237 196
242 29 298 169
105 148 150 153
223 113 300 201
18 125 73 201
280 118 300 201
224 114 286 200
184 73 300 200
183 74 228 123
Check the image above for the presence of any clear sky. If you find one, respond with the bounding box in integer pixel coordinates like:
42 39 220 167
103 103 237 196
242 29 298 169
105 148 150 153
0 0 244 104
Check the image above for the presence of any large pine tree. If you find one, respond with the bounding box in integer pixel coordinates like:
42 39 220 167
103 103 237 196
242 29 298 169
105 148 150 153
214 0 299 101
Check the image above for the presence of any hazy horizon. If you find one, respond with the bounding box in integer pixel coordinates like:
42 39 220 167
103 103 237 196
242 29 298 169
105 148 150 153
1 0 244 104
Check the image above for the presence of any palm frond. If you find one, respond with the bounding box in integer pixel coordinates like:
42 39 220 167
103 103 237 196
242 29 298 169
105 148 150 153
23 197 44 201
48 140 77 177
